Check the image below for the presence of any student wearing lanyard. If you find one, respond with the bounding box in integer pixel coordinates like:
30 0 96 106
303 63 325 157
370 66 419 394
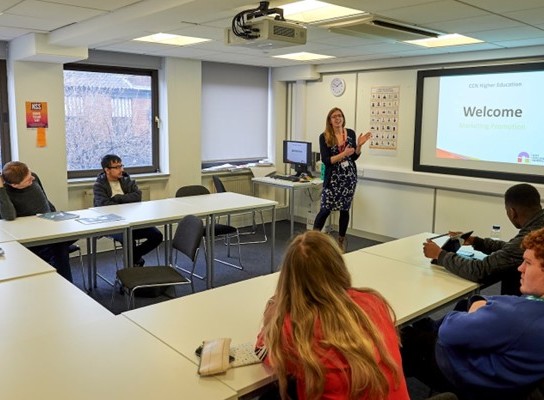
401 226 544 400
312 107 371 252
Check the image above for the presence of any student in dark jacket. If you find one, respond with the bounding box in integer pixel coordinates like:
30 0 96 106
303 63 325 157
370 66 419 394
423 183 544 295
403 227 544 400
93 154 162 266
0 161 73 282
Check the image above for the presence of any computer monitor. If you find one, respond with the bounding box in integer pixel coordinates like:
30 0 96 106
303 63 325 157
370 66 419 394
283 140 312 177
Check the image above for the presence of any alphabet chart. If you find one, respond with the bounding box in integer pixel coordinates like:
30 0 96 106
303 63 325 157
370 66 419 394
369 86 399 151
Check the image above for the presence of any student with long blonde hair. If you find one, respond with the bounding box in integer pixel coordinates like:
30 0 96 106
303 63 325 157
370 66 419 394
256 231 409 400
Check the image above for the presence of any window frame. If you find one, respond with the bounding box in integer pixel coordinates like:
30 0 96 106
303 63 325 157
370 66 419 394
0 60 11 165
64 63 159 179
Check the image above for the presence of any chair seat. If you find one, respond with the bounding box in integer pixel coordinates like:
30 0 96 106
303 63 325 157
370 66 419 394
213 224 238 236
116 266 189 290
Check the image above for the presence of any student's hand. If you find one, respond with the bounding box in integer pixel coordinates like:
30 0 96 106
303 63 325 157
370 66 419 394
448 231 474 246
468 300 486 313
423 239 442 259
263 296 277 326
357 132 371 147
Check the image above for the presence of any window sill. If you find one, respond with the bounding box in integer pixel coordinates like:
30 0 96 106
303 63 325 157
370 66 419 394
68 172 170 189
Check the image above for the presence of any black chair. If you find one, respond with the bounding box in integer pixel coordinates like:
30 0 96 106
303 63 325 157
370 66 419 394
212 175 267 244
175 185 243 275
112 215 203 309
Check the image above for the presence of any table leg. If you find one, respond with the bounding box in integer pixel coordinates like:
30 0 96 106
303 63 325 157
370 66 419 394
206 215 213 289
289 186 295 237
271 206 276 273
125 228 132 268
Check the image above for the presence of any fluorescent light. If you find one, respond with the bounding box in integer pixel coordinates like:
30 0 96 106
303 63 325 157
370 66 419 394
273 52 335 61
405 33 483 48
282 0 365 24
134 33 210 46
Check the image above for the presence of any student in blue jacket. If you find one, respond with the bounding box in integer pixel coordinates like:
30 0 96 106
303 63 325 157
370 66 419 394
403 226 544 400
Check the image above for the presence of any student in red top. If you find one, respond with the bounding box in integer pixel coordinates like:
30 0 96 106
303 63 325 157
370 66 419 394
255 231 409 400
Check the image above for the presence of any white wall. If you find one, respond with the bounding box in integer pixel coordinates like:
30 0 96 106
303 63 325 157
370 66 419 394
275 51 544 241
7 60 69 209
5 55 204 212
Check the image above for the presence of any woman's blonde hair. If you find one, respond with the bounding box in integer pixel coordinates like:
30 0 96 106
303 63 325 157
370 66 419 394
323 107 345 147
263 231 401 400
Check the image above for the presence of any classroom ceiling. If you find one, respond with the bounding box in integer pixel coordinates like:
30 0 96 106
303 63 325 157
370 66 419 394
1 0 544 67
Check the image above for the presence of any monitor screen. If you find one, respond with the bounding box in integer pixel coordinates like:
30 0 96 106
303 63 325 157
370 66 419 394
414 62 544 183
283 140 312 176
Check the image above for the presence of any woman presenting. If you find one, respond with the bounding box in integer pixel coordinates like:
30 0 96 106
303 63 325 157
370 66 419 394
313 107 371 251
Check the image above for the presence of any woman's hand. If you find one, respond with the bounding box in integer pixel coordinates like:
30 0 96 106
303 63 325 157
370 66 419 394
357 132 371 147
343 146 355 158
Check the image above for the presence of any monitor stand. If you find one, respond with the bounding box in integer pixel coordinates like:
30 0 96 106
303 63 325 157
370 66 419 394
293 164 312 178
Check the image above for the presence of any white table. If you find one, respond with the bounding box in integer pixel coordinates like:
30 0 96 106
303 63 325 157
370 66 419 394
0 241 55 282
252 177 322 237
344 251 479 325
0 273 113 344
94 193 278 288
0 208 128 246
0 208 130 288
0 316 237 400
124 272 280 398
360 232 485 271
0 228 16 243
123 235 479 397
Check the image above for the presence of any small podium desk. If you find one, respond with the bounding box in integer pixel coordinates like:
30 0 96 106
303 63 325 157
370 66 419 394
252 177 322 237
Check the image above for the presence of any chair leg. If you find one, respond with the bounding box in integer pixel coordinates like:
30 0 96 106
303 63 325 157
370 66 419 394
238 209 267 245
177 247 206 280
217 233 243 270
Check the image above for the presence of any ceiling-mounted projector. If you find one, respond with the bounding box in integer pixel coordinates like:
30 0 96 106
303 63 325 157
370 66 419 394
225 18 307 49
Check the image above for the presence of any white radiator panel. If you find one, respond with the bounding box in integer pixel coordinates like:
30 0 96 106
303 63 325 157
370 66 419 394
213 175 252 195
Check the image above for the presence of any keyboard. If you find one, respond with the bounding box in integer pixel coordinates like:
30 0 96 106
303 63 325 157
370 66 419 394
271 174 300 182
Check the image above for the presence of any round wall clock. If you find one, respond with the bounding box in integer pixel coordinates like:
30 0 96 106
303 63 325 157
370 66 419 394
330 77 346 97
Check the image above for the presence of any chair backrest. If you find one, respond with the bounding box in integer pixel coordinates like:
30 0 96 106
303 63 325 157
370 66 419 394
172 215 204 261
175 185 210 198
212 176 227 193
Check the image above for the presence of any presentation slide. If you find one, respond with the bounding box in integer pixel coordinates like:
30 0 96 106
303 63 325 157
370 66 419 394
436 71 543 166
414 63 544 183
285 141 308 164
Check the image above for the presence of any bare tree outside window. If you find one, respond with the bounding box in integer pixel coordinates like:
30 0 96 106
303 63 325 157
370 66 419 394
64 65 159 178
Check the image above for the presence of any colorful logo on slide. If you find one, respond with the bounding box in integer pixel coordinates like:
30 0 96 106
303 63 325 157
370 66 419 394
517 152 530 163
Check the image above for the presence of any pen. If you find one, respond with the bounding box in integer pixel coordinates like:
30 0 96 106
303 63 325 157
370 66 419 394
428 233 449 240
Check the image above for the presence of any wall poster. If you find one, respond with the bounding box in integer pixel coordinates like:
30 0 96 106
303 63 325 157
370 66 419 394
369 86 399 153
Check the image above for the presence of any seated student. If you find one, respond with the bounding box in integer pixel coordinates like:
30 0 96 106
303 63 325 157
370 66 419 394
0 161 73 282
403 227 544 400
93 154 162 266
255 230 409 400
423 183 544 295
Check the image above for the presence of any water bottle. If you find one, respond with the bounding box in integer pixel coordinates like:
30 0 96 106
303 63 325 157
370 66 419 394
490 225 501 240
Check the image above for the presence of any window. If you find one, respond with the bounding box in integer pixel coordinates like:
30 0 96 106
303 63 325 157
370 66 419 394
0 60 11 166
201 62 269 164
63 64 159 178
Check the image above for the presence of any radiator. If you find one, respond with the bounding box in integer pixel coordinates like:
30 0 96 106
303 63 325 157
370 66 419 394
213 175 252 195
83 186 151 208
